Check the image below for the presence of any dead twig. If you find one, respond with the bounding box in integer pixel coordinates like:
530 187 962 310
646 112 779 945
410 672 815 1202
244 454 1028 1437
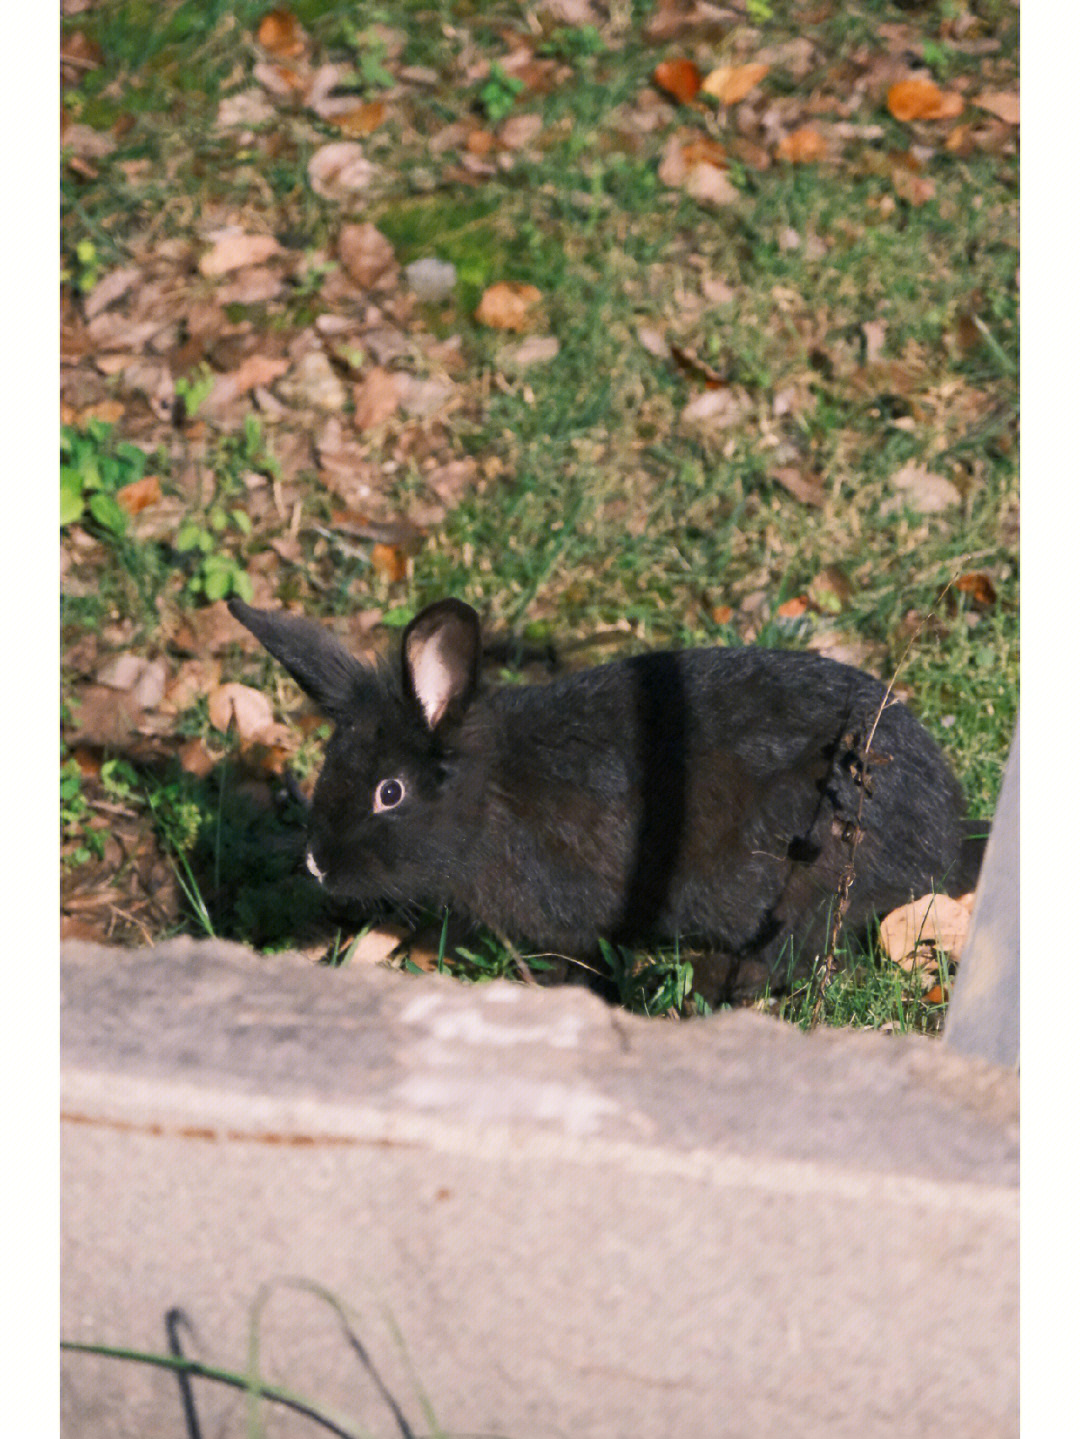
807 572 962 1028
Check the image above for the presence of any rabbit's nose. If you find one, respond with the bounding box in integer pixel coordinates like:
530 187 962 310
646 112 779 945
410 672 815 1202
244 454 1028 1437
306 850 325 883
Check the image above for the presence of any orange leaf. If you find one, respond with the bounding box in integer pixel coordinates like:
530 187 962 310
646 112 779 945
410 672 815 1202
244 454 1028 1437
370 543 408 583
653 58 703 105
955 571 998 607
333 100 387 137
475 281 542 332
776 127 828 163
701 62 770 106
777 595 809 619
923 984 949 1006
886 78 964 122
116 475 162 517
770 468 827 507
974 90 1019 126
256 9 307 58
178 737 217 779
712 604 734 625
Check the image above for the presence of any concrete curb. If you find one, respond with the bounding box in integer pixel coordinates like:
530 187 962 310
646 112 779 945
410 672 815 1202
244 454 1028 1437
61 939 1018 1438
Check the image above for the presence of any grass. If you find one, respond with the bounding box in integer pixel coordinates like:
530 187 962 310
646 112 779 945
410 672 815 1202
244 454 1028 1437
61 0 1018 1027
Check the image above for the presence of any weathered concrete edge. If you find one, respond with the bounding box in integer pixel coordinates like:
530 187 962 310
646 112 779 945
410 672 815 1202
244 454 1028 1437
61 1063 1017 1221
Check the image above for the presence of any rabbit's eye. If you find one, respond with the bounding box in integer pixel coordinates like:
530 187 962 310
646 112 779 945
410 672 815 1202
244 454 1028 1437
373 777 406 812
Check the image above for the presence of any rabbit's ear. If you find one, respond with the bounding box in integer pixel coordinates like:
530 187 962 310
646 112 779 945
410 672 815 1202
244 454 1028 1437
403 599 480 731
227 598 365 720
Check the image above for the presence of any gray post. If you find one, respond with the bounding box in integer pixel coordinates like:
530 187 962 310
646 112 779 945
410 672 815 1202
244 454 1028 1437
944 725 1019 1067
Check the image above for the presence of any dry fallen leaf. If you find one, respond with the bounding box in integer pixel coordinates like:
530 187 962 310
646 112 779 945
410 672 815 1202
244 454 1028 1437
256 9 307 59
685 163 739 206
349 927 409 965
681 387 750 429
770 466 827 507
202 355 290 418
886 78 964 122
353 367 407 429
505 335 560 367
307 143 379 200
199 231 281 278
973 90 1019 126
178 737 217 779
475 282 543 332
337 222 398 289
207 683 276 744
370 543 408 582
879 892 975 970
776 127 829 163
332 100 387 137
955 571 998 607
83 267 140 320
889 462 961 514
116 475 162 517
777 595 809 619
653 58 703 105
658 132 727 187
497 113 544 150
892 168 936 206
636 325 669 359
701 62 769 106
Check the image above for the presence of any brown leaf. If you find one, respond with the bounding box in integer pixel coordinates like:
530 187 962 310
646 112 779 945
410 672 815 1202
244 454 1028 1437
886 78 964 122
77 399 126 426
83 267 141 320
888 462 961 514
178 737 218 779
777 595 809 619
776 127 829 163
892 168 936 206
807 566 853 613
684 163 739 206
711 604 734 625
332 100 387 137
256 9 307 59
700 62 769 106
208 683 276 744
349 926 409 965
424 459 477 508
653 58 703 105
203 355 290 417
670 343 725 388
370 543 408 582
973 90 1018 126
199 231 281 278
681 387 751 429
657 132 727 188
504 335 560 367
353 367 407 429
955 571 997 607
636 325 670 358
922 983 948 1006
307 143 379 200
337 222 398 289
497 113 544 150
475 282 543 332
879 892 974 970
252 60 308 97
770 466 827 507
116 475 162 517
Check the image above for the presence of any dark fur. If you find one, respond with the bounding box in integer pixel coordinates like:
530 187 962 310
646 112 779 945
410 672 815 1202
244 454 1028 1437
229 597 982 994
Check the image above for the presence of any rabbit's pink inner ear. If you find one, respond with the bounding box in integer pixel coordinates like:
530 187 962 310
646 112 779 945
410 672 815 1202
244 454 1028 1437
405 629 462 729
403 600 479 730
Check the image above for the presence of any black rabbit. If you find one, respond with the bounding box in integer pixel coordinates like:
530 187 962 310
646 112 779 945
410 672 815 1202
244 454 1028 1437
228 596 983 999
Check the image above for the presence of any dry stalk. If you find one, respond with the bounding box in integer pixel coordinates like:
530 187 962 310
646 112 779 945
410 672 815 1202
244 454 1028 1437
807 574 961 1028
